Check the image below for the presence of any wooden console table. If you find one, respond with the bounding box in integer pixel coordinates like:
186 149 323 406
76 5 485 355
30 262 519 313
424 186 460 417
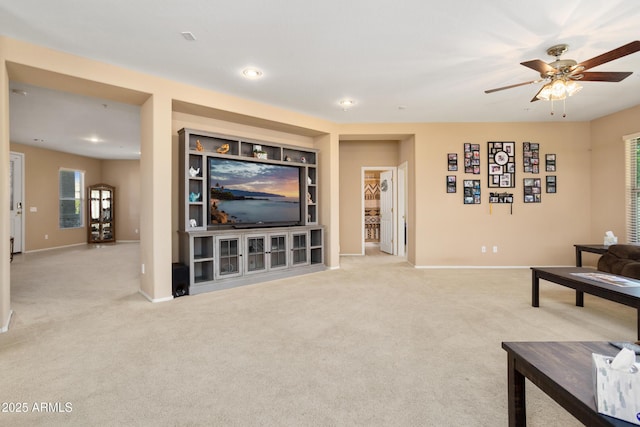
574 244 609 267
531 266 640 339
502 341 631 426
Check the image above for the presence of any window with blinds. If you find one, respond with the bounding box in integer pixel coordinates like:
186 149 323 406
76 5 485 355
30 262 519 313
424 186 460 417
59 169 85 229
626 137 640 243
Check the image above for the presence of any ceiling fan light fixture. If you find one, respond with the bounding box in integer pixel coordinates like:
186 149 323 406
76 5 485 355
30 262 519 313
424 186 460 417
565 80 582 96
536 84 552 101
551 79 567 98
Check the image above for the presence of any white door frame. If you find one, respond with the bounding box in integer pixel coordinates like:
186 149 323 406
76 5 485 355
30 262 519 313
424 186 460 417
361 166 397 255
397 161 408 258
9 152 25 254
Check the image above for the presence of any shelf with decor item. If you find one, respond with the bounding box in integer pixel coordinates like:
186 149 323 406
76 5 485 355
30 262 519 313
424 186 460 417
87 183 115 243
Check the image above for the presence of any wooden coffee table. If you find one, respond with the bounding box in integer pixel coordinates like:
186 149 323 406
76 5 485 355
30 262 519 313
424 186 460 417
502 341 632 426
531 267 640 339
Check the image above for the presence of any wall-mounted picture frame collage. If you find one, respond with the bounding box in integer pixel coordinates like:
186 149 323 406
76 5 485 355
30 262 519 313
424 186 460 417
463 179 481 204
463 143 481 174
522 142 540 173
524 178 542 203
488 141 515 188
447 175 456 193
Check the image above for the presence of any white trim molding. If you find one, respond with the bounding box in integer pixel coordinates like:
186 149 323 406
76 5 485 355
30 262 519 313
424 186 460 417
138 289 173 303
1 310 14 333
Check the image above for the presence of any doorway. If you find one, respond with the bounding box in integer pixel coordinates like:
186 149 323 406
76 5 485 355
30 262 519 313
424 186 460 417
9 152 24 255
362 167 396 255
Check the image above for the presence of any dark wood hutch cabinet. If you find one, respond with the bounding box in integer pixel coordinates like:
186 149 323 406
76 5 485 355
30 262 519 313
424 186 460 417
87 183 115 243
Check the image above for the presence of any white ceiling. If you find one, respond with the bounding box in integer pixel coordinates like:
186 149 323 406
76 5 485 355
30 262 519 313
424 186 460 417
2 0 640 159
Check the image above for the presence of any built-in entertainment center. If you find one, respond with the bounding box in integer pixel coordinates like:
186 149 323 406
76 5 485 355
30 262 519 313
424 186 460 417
178 128 325 295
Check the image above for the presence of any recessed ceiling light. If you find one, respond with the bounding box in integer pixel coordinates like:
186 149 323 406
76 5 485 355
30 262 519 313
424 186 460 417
181 32 196 41
242 68 264 79
11 89 27 96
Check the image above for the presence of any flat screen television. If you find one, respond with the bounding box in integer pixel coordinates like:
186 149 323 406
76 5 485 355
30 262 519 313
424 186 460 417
208 157 302 227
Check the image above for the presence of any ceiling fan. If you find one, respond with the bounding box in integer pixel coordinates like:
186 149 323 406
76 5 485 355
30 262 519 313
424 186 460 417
485 41 640 113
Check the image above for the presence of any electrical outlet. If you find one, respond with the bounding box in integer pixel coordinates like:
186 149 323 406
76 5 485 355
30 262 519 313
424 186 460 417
44 234 48 240
481 246 487 253
493 246 498 253
141 264 145 274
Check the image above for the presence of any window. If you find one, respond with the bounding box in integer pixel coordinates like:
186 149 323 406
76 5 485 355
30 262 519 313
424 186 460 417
59 169 84 228
626 136 640 243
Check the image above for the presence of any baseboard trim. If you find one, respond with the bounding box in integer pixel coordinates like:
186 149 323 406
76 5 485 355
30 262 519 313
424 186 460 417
1 310 14 333
414 265 533 269
24 242 86 253
138 289 173 303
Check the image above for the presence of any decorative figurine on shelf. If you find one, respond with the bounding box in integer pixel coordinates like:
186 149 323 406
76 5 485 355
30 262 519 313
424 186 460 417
307 176 312 185
253 145 267 159
307 192 313 203
300 156 306 163
195 139 204 152
189 219 197 228
189 192 200 202
285 155 291 162
217 143 230 154
189 166 200 177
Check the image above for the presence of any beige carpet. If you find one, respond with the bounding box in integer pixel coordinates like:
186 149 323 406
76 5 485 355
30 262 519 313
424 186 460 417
1 243 635 426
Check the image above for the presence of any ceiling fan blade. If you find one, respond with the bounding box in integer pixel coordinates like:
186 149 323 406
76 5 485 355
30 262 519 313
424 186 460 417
576 71 633 82
485 79 542 94
575 40 640 71
520 59 557 75
530 85 545 102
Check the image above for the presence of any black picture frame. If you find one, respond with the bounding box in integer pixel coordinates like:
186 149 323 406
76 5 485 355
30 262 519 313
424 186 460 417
448 153 458 171
523 142 540 174
545 154 556 172
523 177 542 203
488 141 515 188
463 179 481 204
546 175 557 193
464 143 481 174
446 175 457 193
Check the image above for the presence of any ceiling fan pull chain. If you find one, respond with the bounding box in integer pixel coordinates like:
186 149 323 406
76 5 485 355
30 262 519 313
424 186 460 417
550 98 554 115
562 98 567 118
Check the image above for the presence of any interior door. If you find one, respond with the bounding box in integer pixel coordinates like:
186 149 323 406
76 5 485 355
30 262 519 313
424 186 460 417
379 170 393 254
9 152 24 254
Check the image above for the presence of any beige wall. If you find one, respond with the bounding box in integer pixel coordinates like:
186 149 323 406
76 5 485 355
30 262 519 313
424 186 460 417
590 105 640 246
10 143 102 250
337 122 592 266
9 143 141 250
339 140 399 254
102 160 140 241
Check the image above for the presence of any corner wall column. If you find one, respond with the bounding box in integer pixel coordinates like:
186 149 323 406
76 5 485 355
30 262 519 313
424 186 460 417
139 94 173 302
317 133 340 268
0 49 13 331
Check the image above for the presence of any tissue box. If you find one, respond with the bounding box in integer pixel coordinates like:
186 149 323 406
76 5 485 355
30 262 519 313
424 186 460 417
592 353 640 424
604 236 618 246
